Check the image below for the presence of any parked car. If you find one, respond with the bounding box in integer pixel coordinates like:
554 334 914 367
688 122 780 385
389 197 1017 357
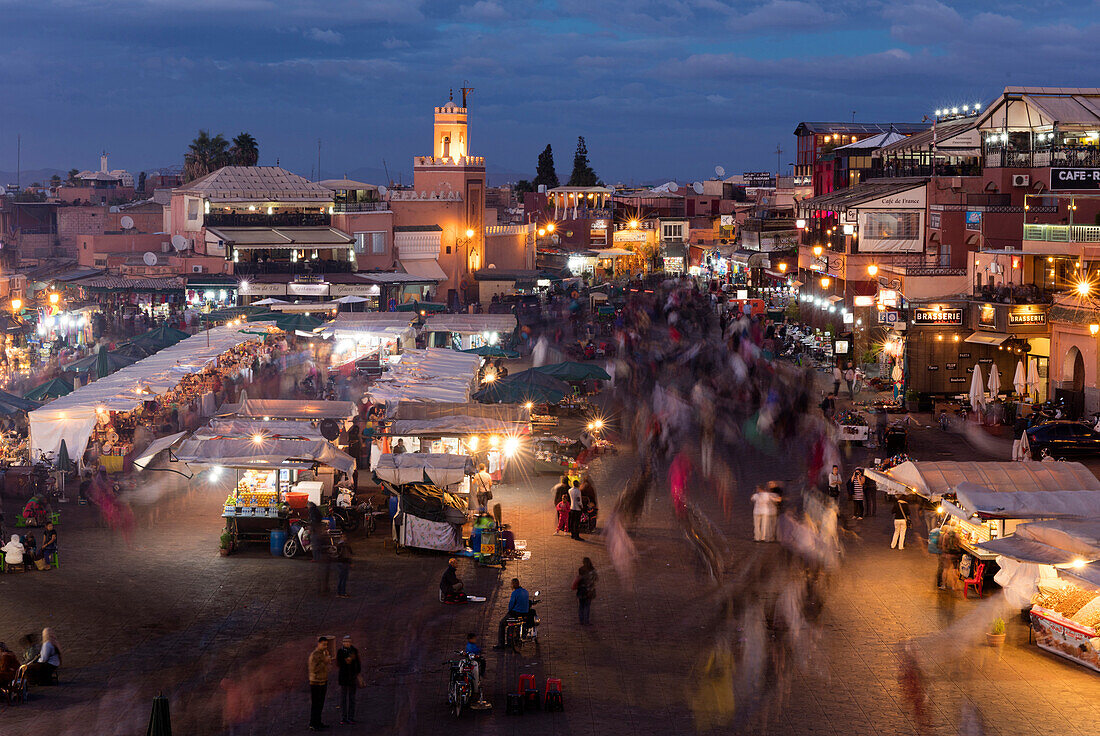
1024 421 1100 459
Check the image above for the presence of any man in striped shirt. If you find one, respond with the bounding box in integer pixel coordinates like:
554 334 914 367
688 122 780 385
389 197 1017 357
851 469 866 519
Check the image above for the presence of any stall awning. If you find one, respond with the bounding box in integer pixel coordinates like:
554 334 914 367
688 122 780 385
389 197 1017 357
216 399 357 420
955 484 1100 519
730 249 769 268
422 315 518 334
400 259 448 282
964 331 1010 346
132 431 187 472
389 416 530 437
176 436 355 474
978 537 1082 566
373 452 470 487
207 226 354 249
865 460 1100 500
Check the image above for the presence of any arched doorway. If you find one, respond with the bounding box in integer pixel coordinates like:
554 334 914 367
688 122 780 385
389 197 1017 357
1057 346 1086 418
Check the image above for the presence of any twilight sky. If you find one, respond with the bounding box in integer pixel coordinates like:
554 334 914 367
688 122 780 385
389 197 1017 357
2 0 1099 184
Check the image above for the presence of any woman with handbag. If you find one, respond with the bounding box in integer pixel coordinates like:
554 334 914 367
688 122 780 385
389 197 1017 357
572 558 598 625
473 464 493 513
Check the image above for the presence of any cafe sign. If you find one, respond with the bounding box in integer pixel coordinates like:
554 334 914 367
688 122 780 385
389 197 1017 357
1050 168 1100 191
912 307 963 325
1008 308 1047 326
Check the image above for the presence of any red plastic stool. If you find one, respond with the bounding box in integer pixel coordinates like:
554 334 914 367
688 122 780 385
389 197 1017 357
518 673 540 710
544 677 564 711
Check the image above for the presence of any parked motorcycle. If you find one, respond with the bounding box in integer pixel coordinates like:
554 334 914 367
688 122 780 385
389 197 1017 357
503 593 541 653
283 520 339 558
445 651 481 716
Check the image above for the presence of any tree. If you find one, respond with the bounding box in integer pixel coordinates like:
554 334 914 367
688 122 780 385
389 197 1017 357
534 144 559 189
49 174 61 188
230 132 259 166
567 136 598 187
66 169 80 186
514 180 534 196
183 130 230 182
137 171 147 192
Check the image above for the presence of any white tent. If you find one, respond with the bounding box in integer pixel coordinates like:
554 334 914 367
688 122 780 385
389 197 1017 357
955 483 1100 520
373 452 470 486
389 416 529 436
1013 360 1027 396
131 431 187 472
980 519 1100 564
217 399 357 421
987 364 1002 397
197 418 326 440
864 460 1100 500
28 324 277 460
969 364 986 412
176 436 355 474
365 349 482 406
1027 357 1041 399
422 314 517 335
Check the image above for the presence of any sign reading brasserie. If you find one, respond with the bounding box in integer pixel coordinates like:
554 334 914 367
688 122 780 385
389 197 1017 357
1008 309 1047 326
912 307 963 325
1050 168 1100 191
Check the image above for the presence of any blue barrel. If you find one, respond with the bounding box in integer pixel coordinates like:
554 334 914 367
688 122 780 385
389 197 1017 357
270 529 287 556
388 496 399 519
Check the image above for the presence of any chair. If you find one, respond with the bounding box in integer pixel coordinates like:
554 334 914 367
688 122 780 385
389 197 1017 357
519 673 541 711
49 551 59 569
963 562 985 599
544 677 564 711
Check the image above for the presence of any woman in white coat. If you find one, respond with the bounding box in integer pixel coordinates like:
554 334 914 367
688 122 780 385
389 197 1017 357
2 534 25 570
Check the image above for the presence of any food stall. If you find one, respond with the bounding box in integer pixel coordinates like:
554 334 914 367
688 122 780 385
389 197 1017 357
373 453 470 554
365 349 483 407
834 409 869 445
318 312 417 372
421 314 517 350
979 520 1100 673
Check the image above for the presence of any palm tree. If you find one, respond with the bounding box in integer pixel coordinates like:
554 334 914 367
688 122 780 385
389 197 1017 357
230 132 259 166
183 130 230 182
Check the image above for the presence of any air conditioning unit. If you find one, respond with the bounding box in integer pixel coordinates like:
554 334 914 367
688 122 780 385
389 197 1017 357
161 242 171 253
191 265 204 273
1012 174 1030 187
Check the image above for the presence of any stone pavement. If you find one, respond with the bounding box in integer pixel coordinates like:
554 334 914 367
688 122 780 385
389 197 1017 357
1 403 1099 735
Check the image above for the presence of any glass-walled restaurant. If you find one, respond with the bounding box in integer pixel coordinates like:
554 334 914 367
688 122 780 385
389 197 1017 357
977 88 1100 168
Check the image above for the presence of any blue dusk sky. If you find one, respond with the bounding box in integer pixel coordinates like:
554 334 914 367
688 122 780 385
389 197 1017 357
1 0 1098 184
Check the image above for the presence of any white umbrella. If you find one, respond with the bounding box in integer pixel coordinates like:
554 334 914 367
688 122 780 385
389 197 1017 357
334 295 370 304
1027 357 1040 400
1012 360 1026 396
987 363 1002 397
969 364 986 412
253 298 288 306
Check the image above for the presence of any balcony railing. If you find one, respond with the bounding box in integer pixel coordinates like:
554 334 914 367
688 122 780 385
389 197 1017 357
333 201 389 213
867 163 981 179
233 260 356 275
984 146 1100 169
206 212 331 228
1022 224 1100 243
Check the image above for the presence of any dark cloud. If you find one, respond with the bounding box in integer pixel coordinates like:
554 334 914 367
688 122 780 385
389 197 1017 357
0 0 1099 182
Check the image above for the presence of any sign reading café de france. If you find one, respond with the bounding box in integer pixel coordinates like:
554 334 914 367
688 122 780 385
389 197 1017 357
1050 168 1100 191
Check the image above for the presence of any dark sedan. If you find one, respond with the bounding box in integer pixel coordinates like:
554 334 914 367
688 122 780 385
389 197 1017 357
1025 421 1100 459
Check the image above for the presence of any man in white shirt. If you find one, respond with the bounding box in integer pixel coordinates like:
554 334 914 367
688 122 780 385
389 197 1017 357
568 480 584 540
750 484 780 542
474 463 494 512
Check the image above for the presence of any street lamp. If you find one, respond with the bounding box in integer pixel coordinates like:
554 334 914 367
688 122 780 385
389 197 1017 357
48 292 60 306
812 245 823 257
465 228 475 239
1076 280 1092 297
820 276 831 288
866 264 878 277
778 263 788 273
629 219 639 229
1091 324 1099 336
10 298 22 313
546 223 555 233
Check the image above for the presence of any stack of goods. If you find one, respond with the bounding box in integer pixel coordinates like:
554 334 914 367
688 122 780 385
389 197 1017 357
835 410 867 426
1033 586 1100 631
873 454 911 471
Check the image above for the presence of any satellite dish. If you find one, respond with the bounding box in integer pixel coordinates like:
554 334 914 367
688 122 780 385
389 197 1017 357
109 206 120 213
378 185 388 197
663 181 678 192
692 182 704 194
715 165 726 177
319 418 340 441
171 234 188 251
142 252 158 266
120 215 134 230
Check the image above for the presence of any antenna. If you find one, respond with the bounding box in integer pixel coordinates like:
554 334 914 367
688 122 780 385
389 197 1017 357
461 81 474 108
382 158 390 186
774 144 783 178
715 165 725 178
317 138 322 182
852 110 857 122
120 215 134 230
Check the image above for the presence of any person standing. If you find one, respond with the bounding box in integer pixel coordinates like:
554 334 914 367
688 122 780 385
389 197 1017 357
308 637 332 731
844 363 856 399
474 463 494 512
573 557 598 625
864 471 878 517
750 483 780 542
554 494 570 535
336 635 362 726
827 465 842 501
335 541 352 599
891 497 909 550
551 475 570 505
832 365 842 397
819 393 836 421
568 480 584 540
850 468 866 519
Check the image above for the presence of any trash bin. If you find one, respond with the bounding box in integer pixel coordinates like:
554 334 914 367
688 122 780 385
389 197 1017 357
270 529 287 556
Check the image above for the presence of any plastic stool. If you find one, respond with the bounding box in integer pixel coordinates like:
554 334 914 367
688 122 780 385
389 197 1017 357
505 692 524 715
49 552 59 569
49 512 60 525
517 673 536 694
544 677 563 711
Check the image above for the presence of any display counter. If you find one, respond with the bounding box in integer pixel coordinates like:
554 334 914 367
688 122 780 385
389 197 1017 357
1030 583 1100 673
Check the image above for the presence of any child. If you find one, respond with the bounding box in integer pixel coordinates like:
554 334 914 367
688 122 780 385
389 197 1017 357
554 496 570 535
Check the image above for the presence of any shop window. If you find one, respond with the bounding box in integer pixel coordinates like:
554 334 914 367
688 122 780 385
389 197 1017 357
186 199 199 221
865 212 920 240
355 232 386 254
662 223 684 241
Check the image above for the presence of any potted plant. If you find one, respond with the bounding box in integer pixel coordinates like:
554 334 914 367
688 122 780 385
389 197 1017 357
986 617 1006 647
219 531 233 556
905 389 920 413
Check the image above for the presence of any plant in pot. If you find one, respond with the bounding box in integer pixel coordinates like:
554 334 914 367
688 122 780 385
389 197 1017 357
219 531 233 556
986 617 1006 647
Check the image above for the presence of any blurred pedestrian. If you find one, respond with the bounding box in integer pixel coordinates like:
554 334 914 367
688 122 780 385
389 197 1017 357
832 365 842 396
474 463 493 513
555 494 570 535
308 636 332 731
336 635 362 725
573 557 598 625
336 541 353 598
750 484 780 542
891 497 909 550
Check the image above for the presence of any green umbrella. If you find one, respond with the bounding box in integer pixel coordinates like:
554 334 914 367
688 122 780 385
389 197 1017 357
244 310 279 323
112 342 157 360
506 368 573 390
534 360 611 381
64 345 136 377
0 389 39 413
24 377 74 401
146 694 172 736
473 380 565 405
273 314 323 332
394 301 447 313
131 324 190 348
462 345 520 358
56 439 72 472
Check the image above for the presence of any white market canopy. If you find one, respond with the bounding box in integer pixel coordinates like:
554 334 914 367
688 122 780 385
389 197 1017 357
216 398 357 421
389 416 530 437
29 324 277 459
980 519 1100 569
422 314 517 335
197 418 326 440
365 349 481 406
864 460 1100 501
373 452 470 486
955 482 1100 520
318 312 417 342
176 436 355 474
132 431 187 472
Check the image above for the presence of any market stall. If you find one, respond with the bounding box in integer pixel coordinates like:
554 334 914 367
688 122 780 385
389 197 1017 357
28 323 280 464
864 461 1100 501
382 481 469 553
318 312 418 371
835 409 869 445
979 520 1100 673
365 349 482 407
215 398 357 423
421 314 517 350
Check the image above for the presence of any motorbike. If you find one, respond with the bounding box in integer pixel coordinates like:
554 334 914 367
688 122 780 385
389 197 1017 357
331 504 361 533
283 520 340 558
503 593 541 653
445 650 481 716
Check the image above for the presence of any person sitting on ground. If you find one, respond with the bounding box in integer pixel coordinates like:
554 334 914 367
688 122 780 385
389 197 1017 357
2 534 24 570
25 628 60 685
0 642 19 690
22 533 37 570
440 558 465 602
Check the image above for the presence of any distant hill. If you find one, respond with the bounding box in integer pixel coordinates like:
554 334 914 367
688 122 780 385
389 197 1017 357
0 168 67 187
323 165 530 188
